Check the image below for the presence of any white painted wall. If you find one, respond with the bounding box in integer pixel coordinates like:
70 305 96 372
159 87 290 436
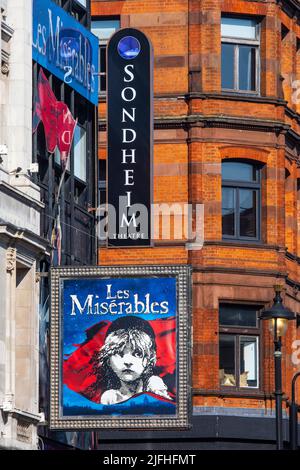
5 0 32 174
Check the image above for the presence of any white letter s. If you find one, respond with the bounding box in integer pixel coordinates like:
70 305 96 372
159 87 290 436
124 64 134 82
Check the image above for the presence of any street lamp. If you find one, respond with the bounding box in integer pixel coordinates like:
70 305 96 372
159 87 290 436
260 285 296 450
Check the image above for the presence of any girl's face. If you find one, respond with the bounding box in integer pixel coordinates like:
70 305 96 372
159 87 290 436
109 342 148 383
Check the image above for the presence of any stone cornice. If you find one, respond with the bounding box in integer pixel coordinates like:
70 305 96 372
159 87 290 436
204 240 283 251
185 92 287 107
285 106 300 127
0 223 51 257
0 181 45 211
186 114 289 133
1 20 14 43
286 127 300 143
99 115 290 133
0 404 41 425
192 266 286 278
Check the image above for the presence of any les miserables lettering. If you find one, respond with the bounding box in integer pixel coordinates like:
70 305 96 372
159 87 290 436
62 277 177 417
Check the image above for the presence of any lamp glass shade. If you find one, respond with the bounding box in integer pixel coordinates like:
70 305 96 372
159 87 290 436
268 318 288 337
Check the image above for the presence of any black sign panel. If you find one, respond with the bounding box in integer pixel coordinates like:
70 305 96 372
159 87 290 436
107 28 153 246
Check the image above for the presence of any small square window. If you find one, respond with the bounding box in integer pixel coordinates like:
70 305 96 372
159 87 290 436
219 304 259 328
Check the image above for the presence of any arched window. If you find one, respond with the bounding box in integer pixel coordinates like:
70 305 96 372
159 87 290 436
222 160 261 240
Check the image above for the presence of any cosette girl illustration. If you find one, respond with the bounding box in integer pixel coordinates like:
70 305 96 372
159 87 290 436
96 316 172 405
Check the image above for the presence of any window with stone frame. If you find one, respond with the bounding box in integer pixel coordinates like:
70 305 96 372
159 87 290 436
222 160 262 241
221 16 260 93
219 303 262 390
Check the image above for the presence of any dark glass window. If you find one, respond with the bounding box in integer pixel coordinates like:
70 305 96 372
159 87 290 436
221 44 235 89
219 304 258 327
239 189 257 237
98 159 106 207
219 304 261 390
221 17 260 93
98 159 107 246
91 19 120 95
222 188 235 236
54 0 88 26
222 160 261 240
220 335 236 386
239 45 256 91
99 44 107 92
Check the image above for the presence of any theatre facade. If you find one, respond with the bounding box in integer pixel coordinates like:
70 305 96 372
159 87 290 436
92 0 300 449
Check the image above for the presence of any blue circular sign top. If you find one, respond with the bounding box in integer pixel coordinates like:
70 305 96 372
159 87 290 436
117 36 141 60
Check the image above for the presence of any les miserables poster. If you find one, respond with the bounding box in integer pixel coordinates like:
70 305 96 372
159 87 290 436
50 266 191 430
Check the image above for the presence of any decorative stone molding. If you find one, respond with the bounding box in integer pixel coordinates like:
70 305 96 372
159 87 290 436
1 17 14 75
1 62 9 74
16 420 32 444
1 392 15 411
1 52 9 74
1 20 14 43
6 247 16 273
292 285 299 298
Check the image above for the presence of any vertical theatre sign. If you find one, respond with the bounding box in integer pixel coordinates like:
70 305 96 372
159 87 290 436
107 29 153 246
49 265 191 430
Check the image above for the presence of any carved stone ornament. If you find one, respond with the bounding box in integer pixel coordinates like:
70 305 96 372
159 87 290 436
6 248 16 273
1 61 9 75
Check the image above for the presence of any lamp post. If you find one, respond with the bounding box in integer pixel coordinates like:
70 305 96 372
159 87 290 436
260 286 296 450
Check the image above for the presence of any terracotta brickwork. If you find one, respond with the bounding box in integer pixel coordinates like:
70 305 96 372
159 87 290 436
92 0 300 414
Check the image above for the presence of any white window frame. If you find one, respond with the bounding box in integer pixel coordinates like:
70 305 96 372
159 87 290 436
221 17 261 94
91 19 120 96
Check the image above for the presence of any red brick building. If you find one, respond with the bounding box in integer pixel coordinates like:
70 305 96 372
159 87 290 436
92 0 300 449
